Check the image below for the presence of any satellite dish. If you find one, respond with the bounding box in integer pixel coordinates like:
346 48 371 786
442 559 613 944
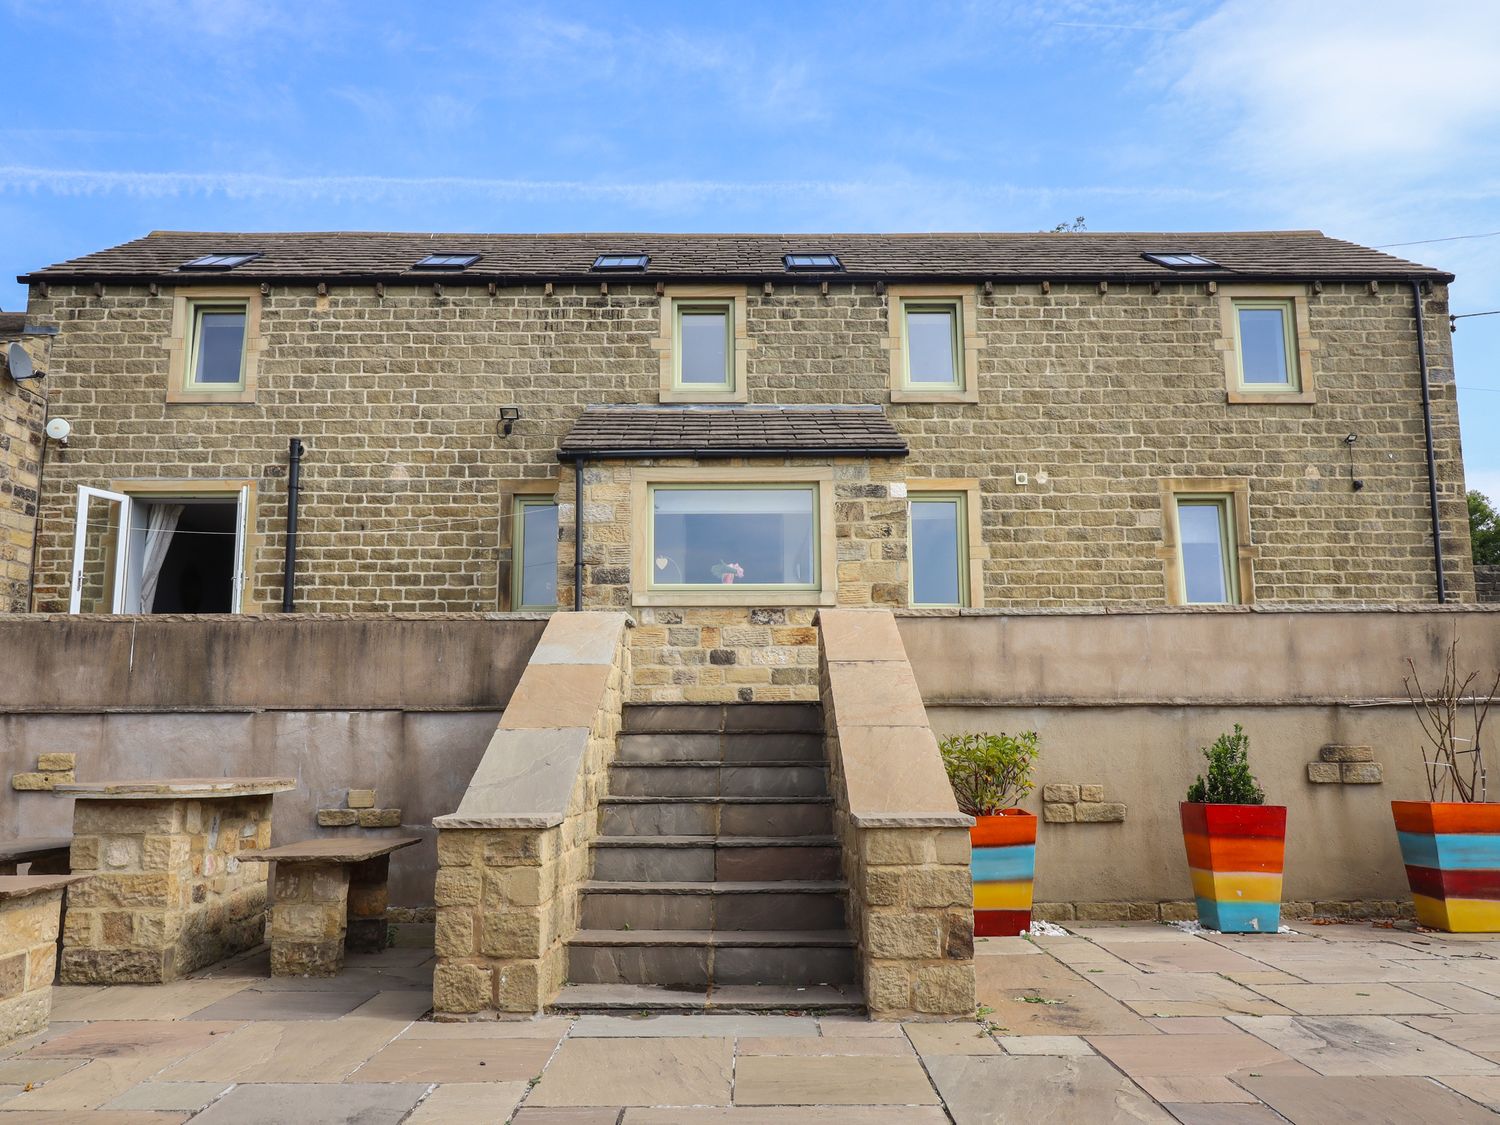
45 417 71 443
5 342 39 381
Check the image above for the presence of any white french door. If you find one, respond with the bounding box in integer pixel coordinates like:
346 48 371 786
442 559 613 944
69 486 132 613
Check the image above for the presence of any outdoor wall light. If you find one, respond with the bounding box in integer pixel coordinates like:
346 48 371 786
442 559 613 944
498 406 522 437
1344 433 1364 492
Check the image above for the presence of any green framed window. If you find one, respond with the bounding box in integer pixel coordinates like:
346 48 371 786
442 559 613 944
1232 299 1300 393
648 484 818 590
1173 495 1238 605
512 497 559 610
185 303 249 392
673 301 734 392
909 492 968 607
901 300 963 389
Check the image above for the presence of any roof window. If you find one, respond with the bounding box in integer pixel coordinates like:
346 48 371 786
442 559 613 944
415 253 481 270
784 253 842 272
592 254 650 271
1143 252 1219 269
179 253 261 271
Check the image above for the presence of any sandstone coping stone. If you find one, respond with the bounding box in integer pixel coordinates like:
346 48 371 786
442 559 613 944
528 610 636 666
436 728 592 830
241 836 421 864
56 777 295 799
0 873 88 902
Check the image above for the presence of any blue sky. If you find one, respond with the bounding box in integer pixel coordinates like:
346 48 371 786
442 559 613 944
2 0 1496 496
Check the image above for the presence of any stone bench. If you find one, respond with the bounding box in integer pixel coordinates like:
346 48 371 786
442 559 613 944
0 875 87 1049
240 837 421 976
0 838 72 877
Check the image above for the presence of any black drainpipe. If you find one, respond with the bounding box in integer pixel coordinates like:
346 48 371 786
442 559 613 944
281 437 305 612
573 458 585 611
1410 281 1447 604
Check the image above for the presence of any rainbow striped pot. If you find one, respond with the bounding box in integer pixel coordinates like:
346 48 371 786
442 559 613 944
1180 803 1287 934
972 809 1037 937
1393 801 1500 932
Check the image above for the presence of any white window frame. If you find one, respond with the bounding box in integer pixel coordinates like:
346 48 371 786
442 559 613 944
70 486 131 613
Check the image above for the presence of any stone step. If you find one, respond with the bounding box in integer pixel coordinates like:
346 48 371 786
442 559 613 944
616 731 824 764
550 982 865 1015
598 797 834 838
591 836 842 882
578 880 848 931
623 703 822 735
608 762 829 800
567 929 858 987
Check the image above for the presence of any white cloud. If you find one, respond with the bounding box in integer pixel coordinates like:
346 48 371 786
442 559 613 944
1169 2 1500 176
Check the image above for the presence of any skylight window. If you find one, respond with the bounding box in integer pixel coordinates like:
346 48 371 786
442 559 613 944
784 253 842 271
592 254 650 271
414 253 480 270
1143 252 1219 269
180 253 261 271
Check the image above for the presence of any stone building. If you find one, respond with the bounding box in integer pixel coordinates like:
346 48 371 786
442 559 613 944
0 311 49 614
12 231 1476 701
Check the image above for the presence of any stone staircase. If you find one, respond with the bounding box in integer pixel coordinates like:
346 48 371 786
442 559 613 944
552 702 863 1013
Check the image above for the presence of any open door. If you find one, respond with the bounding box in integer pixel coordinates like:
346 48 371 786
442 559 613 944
231 484 249 612
70 486 131 613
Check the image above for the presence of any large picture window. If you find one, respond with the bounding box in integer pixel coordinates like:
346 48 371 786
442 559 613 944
649 485 818 589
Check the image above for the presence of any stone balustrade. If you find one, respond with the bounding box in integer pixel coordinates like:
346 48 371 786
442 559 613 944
432 612 632 1016
817 609 975 1019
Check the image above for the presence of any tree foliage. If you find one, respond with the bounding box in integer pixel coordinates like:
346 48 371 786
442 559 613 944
1470 490 1500 566
1186 724 1265 805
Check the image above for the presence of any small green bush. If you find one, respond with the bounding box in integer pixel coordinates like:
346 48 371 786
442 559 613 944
1186 724 1265 805
939 731 1039 817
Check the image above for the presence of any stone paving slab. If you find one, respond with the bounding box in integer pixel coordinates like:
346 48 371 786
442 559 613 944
182 987 377 1021
189 1081 426 1124
351 1036 557 1083
926 1054 1173 1124
529 1038 734 1106
404 1081 528 1123
1240 1073 1500 1124
1228 1014 1500 1076
902 1022 1002 1054
570 1014 819 1038
732 1055 941 1105
99 1082 231 1112
159 1019 401 1083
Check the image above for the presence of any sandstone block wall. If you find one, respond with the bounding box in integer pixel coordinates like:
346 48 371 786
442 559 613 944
0 885 65 1048
18 279 1473 616
1478 565 1500 603
0 325 46 614
62 795 273 983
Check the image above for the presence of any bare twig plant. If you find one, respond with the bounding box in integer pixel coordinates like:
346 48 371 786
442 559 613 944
1404 641 1500 803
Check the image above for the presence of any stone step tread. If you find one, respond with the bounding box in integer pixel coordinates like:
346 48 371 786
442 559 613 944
592 835 839 849
569 931 855 950
581 879 846 895
550 982 863 1013
599 795 833 805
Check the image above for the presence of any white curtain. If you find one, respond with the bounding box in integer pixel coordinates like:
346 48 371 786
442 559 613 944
138 504 184 613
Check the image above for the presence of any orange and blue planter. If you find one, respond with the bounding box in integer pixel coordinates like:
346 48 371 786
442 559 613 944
971 809 1036 937
1393 801 1500 933
1179 803 1287 934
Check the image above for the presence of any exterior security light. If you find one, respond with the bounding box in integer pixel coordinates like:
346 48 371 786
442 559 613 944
499 406 521 437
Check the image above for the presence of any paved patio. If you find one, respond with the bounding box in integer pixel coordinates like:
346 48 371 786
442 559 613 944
4 920 1500 1123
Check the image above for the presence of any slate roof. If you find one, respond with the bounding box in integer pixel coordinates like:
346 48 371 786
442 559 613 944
18 230 1453 284
557 405 909 461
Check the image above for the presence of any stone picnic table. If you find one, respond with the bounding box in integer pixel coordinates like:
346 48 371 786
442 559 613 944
52 776 295 984
240 836 421 976
0 874 88 1048
0 837 72 876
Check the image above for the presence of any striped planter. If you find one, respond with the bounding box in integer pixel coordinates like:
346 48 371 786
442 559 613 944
1180 803 1287 934
1393 801 1500 933
971 809 1036 937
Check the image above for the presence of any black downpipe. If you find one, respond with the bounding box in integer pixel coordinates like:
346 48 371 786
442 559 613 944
1410 281 1447 604
281 437 305 612
573 458 585 611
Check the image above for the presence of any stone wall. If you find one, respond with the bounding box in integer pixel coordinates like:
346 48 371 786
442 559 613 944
433 612 631 1015
899 607 1500 912
0 323 47 613
1478 565 1500 604
20 279 1473 615
819 609 974 1019
0 880 69 1047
